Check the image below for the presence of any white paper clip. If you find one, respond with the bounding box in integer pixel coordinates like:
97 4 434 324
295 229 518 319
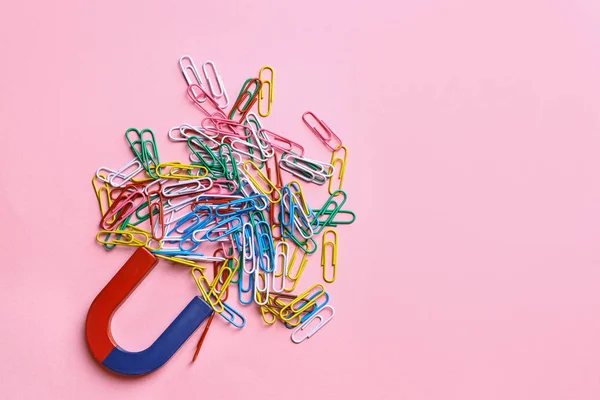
291 305 335 344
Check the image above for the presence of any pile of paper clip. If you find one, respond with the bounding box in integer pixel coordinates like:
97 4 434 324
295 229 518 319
91 56 355 357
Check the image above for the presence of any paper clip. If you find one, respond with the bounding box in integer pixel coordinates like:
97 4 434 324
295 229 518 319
291 197 316 240
125 128 161 178
273 240 289 293
179 55 205 98
100 185 146 230
259 129 305 156
168 124 205 143
109 160 144 188
312 190 347 234
177 124 220 150
96 158 144 188
284 291 330 329
272 152 284 188
258 66 274 117
218 143 240 183
229 78 262 123
238 268 255 305
161 178 213 198
229 139 269 163
154 254 200 267
188 139 227 178
312 207 356 226
210 260 238 303
192 267 225 313
321 229 338 283
302 112 342 151
241 222 256 273
260 303 278 325
254 270 270 305
285 249 309 292
283 225 318 254
279 187 295 237
187 84 227 118
156 162 208 179
288 180 311 215
92 174 112 218
218 301 246 328
205 216 242 242
147 188 165 241
279 284 326 323
329 145 347 195
242 161 281 203
95 230 149 247
202 116 250 138
291 305 335 344
202 61 229 109
269 292 319 322
279 153 333 185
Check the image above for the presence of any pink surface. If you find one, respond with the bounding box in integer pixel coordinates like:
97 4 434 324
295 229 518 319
2 0 600 399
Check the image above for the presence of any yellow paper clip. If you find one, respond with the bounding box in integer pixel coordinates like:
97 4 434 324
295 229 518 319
92 174 113 218
155 162 208 179
329 145 347 195
285 249 309 292
288 180 311 215
242 160 281 203
131 169 154 183
272 240 289 292
155 254 205 268
279 284 326 323
125 225 163 251
267 293 310 327
191 267 225 313
321 229 338 283
259 294 288 325
258 66 274 117
95 230 149 247
260 304 278 325
218 256 239 283
210 261 238 302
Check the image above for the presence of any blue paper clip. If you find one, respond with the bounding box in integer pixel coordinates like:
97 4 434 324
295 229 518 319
178 233 202 252
205 216 243 241
215 196 264 217
219 301 246 328
238 268 255 305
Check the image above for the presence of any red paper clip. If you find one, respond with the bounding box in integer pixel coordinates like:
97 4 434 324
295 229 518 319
229 78 262 123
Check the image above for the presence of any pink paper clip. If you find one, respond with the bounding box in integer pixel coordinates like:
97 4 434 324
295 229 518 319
302 112 342 152
201 117 252 139
258 128 305 156
187 84 227 118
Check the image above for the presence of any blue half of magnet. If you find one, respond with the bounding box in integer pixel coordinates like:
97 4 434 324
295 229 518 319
102 296 212 376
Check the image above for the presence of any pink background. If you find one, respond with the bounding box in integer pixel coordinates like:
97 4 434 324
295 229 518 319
2 0 600 399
